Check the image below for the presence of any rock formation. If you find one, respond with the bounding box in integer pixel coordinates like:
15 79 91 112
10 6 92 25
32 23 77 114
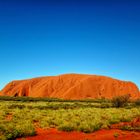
1 74 139 99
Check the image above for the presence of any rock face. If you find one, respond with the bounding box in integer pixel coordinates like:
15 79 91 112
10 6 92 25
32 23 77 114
1 74 140 99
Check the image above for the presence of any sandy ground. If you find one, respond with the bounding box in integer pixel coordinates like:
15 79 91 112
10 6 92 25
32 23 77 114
17 117 140 140
17 127 140 140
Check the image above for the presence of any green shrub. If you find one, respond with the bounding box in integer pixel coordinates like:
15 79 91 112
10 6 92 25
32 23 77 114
120 125 133 131
100 103 112 108
58 125 74 132
8 104 26 109
135 99 140 106
112 94 130 108
114 133 119 138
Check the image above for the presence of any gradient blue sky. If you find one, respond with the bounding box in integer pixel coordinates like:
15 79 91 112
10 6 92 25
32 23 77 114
0 0 140 89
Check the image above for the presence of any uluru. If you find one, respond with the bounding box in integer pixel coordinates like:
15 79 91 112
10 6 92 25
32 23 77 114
1 74 140 99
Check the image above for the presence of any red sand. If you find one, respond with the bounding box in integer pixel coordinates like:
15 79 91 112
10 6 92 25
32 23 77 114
1 74 140 99
17 117 140 140
5 114 12 121
17 128 140 140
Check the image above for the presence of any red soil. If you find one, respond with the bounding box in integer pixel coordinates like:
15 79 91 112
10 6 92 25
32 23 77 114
17 128 140 140
17 117 140 140
1 74 140 99
5 114 12 121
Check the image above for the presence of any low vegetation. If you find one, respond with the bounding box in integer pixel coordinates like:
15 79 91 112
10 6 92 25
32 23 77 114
112 94 130 108
135 99 140 106
0 96 140 139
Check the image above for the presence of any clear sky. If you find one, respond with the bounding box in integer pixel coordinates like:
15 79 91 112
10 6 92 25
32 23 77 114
0 0 140 89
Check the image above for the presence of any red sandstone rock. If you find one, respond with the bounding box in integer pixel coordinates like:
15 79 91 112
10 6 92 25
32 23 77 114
1 74 140 99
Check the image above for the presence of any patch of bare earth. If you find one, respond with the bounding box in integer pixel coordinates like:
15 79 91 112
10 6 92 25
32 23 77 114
17 117 140 140
5 113 13 121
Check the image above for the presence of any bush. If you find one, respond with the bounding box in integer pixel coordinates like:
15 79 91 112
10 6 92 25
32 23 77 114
58 126 74 132
135 99 140 106
100 103 112 108
112 94 130 108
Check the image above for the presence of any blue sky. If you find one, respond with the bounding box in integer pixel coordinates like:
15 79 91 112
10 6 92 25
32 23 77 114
0 0 140 89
